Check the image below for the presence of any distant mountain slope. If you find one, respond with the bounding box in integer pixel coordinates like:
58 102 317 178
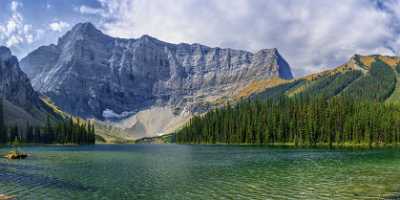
252 54 400 101
0 46 60 126
20 22 293 139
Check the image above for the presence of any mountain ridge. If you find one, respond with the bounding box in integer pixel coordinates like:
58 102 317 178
251 54 400 102
0 46 61 126
20 22 293 139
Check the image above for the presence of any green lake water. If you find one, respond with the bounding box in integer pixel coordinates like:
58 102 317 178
1 144 400 199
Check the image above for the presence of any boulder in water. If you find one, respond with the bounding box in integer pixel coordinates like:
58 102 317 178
0 194 15 200
4 151 27 159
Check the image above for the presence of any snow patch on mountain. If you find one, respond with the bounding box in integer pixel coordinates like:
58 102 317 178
102 108 135 120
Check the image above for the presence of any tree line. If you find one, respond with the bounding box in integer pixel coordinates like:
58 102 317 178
176 95 400 147
0 100 95 145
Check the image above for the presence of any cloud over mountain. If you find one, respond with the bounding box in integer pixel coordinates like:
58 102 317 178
78 0 400 76
49 21 70 32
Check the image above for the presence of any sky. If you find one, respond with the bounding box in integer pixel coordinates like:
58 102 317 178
0 0 400 77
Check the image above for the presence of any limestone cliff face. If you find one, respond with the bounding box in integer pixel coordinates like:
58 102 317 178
21 22 293 138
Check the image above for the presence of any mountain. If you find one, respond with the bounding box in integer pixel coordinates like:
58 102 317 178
20 22 293 139
175 54 400 146
252 54 400 102
0 46 59 126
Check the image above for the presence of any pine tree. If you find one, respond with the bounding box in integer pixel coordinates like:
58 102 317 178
176 95 400 147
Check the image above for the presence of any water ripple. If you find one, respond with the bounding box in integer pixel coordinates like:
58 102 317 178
0 145 399 199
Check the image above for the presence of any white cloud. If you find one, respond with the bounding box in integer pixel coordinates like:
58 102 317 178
10 1 22 12
49 21 70 32
78 0 400 76
78 5 105 15
0 1 36 48
6 35 23 47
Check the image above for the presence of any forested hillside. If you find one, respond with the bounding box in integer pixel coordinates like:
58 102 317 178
250 55 400 101
0 99 96 145
176 55 400 146
0 46 96 145
177 96 400 146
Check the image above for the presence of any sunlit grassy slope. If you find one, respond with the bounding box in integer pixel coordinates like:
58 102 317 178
252 55 400 102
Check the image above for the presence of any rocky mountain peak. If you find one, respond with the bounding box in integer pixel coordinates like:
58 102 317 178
255 48 277 55
0 46 20 71
0 46 12 61
252 48 293 80
0 47 20 69
139 34 157 41
57 22 111 47
0 47 62 127
68 22 102 37
73 22 97 31
21 23 294 137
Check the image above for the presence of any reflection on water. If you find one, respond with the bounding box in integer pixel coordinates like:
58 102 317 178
0 144 400 199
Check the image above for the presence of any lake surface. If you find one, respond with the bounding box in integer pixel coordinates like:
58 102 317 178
1 145 400 199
